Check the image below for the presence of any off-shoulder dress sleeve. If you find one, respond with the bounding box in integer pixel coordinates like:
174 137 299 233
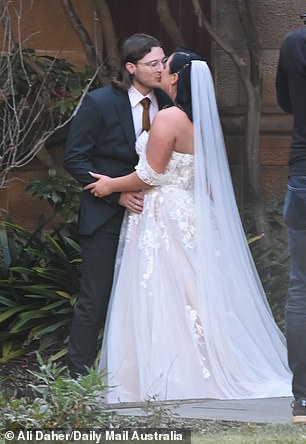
134 131 169 186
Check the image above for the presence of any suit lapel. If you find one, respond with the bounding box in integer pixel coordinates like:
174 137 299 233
113 88 172 151
113 89 136 150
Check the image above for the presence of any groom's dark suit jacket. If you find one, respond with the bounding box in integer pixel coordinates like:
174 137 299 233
64 85 172 236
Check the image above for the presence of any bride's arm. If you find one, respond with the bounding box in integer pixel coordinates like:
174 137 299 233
84 111 175 197
84 170 147 197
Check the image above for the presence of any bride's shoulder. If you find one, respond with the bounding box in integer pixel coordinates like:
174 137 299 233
160 104 185 115
155 105 186 124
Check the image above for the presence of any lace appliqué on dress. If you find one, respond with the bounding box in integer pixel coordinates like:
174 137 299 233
168 190 195 250
135 132 169 186
133 131 195 289
187 305 211 379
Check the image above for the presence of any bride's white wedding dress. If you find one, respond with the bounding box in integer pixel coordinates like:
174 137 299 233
99 130 291 403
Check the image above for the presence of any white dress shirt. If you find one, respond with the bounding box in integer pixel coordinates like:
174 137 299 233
128 86 158 138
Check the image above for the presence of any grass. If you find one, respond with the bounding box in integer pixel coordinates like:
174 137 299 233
2 423 306 444
192 423 306 443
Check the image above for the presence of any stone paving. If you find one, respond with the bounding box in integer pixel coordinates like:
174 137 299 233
109 396 294 424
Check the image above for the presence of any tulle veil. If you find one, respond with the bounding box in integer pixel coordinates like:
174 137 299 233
191 60 290 395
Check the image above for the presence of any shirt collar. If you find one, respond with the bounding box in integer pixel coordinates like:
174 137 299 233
128 86 156 108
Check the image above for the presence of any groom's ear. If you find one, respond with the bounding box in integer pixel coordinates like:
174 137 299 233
125 62 136 76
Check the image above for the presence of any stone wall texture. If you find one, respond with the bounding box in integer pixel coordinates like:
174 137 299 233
213 0 306 208
0 0 303 227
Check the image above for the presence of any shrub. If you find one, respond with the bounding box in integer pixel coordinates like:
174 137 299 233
0 353 110 429
26 169 82 229
0 170 82 361
0 219 80 362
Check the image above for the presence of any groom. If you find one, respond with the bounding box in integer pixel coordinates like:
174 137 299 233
64 33 172 377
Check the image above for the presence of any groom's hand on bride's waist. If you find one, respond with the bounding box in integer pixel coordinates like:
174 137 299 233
119 191 144 213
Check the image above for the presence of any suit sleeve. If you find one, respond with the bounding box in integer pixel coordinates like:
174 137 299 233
275 46 292 113
64 94 102 186
64 94 121 207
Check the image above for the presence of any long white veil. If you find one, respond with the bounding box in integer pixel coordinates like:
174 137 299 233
191 60 290 396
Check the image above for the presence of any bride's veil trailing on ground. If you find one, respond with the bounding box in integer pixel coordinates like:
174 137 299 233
191 60 290 395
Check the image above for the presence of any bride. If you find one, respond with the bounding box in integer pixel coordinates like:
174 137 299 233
86 50 292 403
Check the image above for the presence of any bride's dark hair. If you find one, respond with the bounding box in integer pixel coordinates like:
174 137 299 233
169 48 204 121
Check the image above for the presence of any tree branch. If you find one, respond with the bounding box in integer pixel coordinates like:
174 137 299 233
235 0 262 87
60 0 101 68
192 0 270 241
0 2 101 187
157 0 187 47
94 0 119 70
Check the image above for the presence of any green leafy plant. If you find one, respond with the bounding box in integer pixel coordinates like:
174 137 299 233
1 48 99 128
0 39 102 187
0 166 83 361
0 220 80 362
26 169 82 227
1 353 110 429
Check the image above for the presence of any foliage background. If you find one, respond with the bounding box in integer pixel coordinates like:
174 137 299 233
0 0 293 361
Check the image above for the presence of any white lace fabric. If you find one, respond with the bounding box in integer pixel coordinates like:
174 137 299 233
135 132 169 186
99 63 292 403
135 131 193 188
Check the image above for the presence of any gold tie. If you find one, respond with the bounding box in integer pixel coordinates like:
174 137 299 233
140 98 151 132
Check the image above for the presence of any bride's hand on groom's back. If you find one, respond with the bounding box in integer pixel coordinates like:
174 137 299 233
84 171 113 197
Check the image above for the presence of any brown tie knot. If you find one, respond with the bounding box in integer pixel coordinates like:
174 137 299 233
140 98 150 109
140 98 151 132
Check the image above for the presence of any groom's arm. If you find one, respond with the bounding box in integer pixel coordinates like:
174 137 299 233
64 94 102 186
64 93 131 207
